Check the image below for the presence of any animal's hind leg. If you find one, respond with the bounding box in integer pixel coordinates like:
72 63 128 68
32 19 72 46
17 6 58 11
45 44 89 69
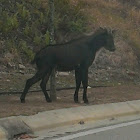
81 68 89 104
40 69 52 102
74 67 81 103
20 70 45 103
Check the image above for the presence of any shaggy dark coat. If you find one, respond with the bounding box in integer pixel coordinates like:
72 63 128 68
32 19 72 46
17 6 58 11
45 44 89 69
20 28 115 103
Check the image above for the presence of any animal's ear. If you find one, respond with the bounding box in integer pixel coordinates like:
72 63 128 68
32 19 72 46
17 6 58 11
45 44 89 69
99 27 108 35
99 27 104 30
100 27 107 31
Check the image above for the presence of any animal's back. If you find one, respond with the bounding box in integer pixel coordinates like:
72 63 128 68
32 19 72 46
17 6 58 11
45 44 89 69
31 34 93 70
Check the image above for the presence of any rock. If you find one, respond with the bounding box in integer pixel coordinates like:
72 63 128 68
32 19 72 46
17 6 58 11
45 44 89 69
127 71 136 77
19 70 24 74
4 53 14 60
79 121 85 125
108 67 111 70
57 72 70 76
118 83 121 85
95 78 99 81
87 86 91 89
19 64 26 70
106 77 109 81
7 62 15 69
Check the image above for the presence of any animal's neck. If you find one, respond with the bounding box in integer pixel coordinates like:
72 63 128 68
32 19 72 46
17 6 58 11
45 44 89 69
89 34 106 52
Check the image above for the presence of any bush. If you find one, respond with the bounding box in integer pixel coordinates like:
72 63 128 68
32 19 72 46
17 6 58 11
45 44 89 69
0 0 88 62
54 0 88 32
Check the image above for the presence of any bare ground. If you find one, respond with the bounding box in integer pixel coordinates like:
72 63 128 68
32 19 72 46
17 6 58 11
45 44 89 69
0 85 140 118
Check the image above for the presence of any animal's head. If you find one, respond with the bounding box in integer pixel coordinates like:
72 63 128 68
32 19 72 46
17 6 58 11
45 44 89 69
101 27 116 52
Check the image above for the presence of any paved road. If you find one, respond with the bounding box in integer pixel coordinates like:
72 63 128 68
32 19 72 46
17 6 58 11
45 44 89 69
50 120 140 140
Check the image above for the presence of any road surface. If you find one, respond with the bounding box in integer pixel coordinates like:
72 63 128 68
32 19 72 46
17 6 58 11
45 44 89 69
49 120 140 140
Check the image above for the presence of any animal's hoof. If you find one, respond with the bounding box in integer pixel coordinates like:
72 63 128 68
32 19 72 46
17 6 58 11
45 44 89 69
74 99 79 103
47 99 52 103
74 96 78 103
20 98 25 103
84 99 89 104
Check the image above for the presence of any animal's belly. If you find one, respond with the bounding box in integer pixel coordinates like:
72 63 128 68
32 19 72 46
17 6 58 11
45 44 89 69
56 64 76 71
55 52 87 71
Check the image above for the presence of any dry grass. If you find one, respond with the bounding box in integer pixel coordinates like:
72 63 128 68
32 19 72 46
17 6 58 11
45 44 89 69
78 0 140 58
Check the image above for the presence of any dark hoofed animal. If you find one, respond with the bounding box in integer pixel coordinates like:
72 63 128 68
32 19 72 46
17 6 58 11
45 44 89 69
20 28 116 104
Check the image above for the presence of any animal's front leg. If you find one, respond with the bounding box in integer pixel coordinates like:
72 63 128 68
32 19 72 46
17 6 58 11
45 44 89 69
74 67 81 103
